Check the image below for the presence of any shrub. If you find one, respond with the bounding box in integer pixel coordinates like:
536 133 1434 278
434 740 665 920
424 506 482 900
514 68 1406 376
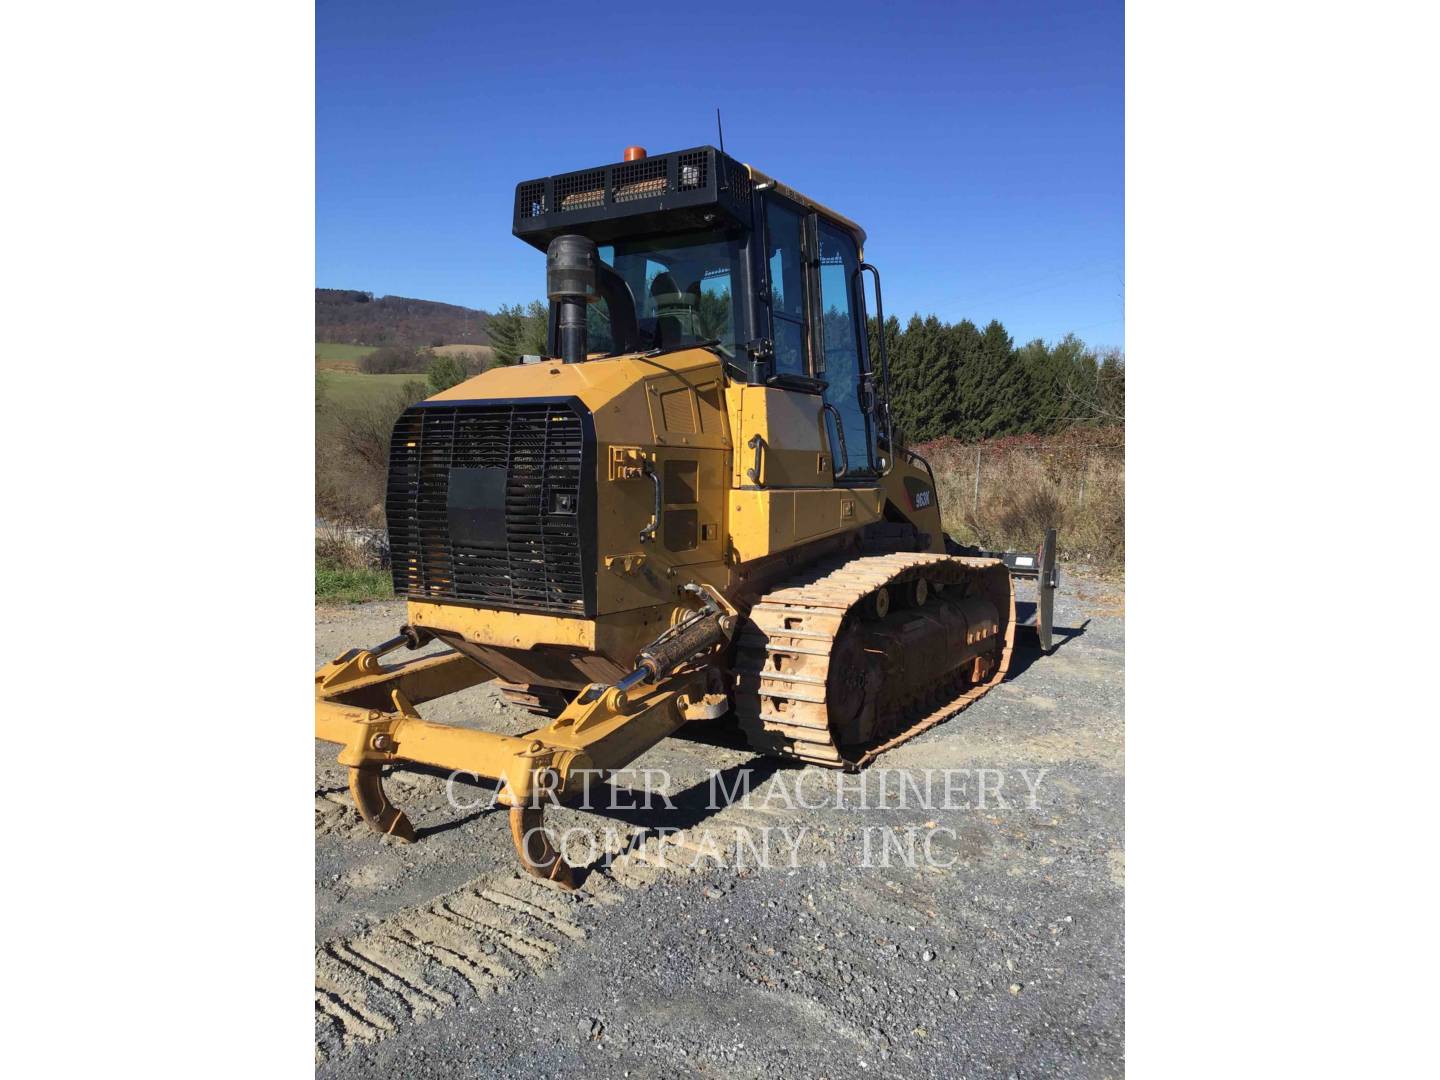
358 344 433 374
920 426 1124 571
428 354 468 393
316 379 428 527
995 483 1067 545
315 524 392 602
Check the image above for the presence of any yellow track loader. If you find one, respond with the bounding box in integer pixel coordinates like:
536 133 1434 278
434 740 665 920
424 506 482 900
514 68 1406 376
315 144 1059 887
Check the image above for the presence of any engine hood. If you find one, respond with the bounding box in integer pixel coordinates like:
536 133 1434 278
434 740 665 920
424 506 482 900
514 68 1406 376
427 348 728 428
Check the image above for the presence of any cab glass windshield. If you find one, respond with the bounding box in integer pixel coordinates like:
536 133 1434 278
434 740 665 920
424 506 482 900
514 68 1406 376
593 230 744 358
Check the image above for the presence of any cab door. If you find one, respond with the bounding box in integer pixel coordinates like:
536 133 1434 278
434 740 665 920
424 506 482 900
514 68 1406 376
736 192 833 489
811 217 877 477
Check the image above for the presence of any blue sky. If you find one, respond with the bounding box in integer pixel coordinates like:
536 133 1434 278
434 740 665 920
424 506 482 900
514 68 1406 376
317 0 1123 350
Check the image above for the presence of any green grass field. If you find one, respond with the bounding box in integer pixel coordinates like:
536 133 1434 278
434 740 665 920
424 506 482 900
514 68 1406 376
317 370 428 409
315 342 379 371
317 342 490 370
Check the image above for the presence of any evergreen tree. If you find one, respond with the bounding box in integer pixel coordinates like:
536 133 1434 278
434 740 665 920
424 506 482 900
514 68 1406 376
878 314 1121 443
485 300 548 364
912 315 956 441
887 314 928 444
1016 339 1057 432
1047 333 1093 427
946 319 985 441
1096 349 1125 422
975 319 1029 438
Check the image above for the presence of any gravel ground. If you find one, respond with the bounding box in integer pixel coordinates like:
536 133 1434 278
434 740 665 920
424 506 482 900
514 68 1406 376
315 572 1124 1078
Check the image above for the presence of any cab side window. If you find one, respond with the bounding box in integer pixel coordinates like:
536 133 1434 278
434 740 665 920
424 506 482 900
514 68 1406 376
765 199 808 377
816 221 872 472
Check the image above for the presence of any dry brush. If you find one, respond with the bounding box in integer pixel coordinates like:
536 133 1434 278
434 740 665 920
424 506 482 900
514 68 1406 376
918 427 1124 572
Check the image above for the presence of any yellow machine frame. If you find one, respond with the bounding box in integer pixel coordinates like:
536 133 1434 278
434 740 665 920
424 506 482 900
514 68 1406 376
316 147 962 886
315 348 945 884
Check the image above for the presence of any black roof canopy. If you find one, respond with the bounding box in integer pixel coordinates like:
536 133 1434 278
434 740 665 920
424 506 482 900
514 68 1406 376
512 145 755 249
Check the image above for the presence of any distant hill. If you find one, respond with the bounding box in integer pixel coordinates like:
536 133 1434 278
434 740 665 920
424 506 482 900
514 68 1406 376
316 289 491 347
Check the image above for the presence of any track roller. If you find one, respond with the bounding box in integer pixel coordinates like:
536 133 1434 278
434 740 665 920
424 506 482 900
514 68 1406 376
734 552 1016 767
864 586 891 620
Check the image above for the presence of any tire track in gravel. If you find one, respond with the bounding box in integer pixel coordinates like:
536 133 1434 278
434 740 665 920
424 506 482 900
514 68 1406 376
314 796 794 1062
316 786 1064 1068
314 873 589 1060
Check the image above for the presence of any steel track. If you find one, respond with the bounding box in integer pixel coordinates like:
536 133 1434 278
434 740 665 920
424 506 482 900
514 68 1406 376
733 552 1017 768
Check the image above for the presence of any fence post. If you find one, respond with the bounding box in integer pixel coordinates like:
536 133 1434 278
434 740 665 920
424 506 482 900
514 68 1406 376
1079 453 1088 509
972 445 982 518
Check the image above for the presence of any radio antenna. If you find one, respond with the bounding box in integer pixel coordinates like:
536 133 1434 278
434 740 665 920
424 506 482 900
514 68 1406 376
716 108 725 154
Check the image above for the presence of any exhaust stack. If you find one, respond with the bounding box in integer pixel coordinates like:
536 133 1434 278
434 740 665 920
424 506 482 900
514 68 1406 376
546 234 599 364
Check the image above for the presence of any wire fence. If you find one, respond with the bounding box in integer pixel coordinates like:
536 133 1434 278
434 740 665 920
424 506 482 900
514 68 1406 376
919 436 1125 568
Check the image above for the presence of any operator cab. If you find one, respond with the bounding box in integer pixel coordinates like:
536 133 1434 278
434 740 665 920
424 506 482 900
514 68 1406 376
512 145 890 478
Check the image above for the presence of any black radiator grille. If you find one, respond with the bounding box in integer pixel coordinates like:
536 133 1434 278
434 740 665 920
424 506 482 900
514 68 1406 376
386 401 591 615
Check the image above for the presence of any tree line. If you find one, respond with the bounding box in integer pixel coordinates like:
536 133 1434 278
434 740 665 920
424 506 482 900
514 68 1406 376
871 316 1123 444
354 344 483 393
316 289 491 347
372 293 1126 444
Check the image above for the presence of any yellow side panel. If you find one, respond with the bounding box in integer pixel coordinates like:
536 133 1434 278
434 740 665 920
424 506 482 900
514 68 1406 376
596 363 731 612
728 487 883 563
792 489 845 541
728 384 835 488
